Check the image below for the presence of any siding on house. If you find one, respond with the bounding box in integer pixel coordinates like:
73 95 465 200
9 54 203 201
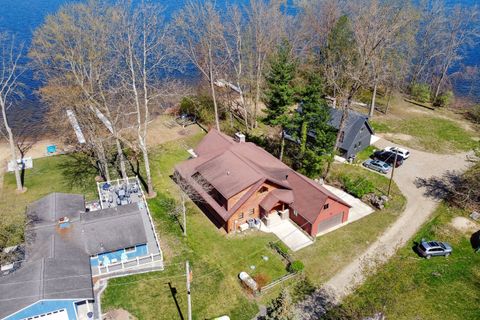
289 208 313 236
226 182 279 232
90 243 148 267
5 299 88 320
312 198 349 236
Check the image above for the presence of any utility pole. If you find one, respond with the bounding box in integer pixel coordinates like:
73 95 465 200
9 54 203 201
387 150 398 197
186 261 192 320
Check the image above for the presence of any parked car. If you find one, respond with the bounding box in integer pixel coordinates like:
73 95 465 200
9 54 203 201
384 146 410 159
363 159 392 174
175 113 197 127
417 240 452 259
373 150 404 167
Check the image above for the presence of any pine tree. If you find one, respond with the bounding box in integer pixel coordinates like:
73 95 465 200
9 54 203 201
264 40 296 125
290 72 336 178
264 289 298 320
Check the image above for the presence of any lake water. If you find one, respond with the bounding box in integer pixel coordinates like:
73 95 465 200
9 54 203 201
0 0 478 120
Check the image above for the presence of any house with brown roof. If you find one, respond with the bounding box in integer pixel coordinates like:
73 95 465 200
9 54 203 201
174 130 351 237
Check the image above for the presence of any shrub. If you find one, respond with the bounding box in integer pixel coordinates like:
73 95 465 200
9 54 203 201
288 260 305 273
470 105 480 124
179 95 225 125
410 83 431 103
433 91 454 107
292 275 316 302
341 175 375 198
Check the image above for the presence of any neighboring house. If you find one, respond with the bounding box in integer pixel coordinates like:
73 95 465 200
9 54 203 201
174 130 351 237
0 184 162 320
328 108 374 159
285 107 375 159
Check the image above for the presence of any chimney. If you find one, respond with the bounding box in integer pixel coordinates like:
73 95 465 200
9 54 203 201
234 132 246 143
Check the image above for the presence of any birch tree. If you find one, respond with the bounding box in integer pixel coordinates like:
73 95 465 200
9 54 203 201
0 33 24 192
30 1 130 180
174 0 226 131
113 1 179 196
244 0 289 128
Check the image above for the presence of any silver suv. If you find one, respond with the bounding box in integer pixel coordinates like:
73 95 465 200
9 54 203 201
417 240 452 259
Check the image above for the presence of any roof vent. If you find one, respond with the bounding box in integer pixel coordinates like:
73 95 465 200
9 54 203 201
234 132 246 143
227 171 231 175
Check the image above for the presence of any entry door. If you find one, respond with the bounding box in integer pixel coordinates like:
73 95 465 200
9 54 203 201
317 213 343 234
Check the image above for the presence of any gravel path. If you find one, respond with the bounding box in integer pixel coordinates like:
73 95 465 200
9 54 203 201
322 138 472 301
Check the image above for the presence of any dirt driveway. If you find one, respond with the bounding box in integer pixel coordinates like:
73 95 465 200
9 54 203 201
322 138 472 300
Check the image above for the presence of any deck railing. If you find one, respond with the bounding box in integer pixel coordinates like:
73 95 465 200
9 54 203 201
95 253 162 276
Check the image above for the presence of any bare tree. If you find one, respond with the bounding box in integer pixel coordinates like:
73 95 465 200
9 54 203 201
430 5 480 100
323 0 415 154
243 0 289 128
174 0 227 131
29 1 130 180
113 1 180 196
172 171 213 237
0 33 25 192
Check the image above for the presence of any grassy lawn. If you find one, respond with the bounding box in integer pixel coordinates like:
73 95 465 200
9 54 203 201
0 155 97 247
370 95 479 153
292 163 406 285
0 128 408 320
333 203 480 320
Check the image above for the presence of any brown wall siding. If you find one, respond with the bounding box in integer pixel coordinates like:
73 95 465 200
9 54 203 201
311 198 350 236
226 181 279 232
227 187 251 211
289 208 312 235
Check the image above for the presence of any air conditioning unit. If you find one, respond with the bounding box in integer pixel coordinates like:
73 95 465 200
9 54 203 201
234 132 246 143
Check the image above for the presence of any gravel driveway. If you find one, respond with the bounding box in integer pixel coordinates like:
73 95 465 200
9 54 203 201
322 138 472 301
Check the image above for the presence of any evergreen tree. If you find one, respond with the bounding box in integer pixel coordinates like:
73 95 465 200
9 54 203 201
263 40 296 160
264 40 296 124
289 72 336 178
263 289 298 320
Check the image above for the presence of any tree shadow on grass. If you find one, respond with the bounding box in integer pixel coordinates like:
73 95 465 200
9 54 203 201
470 230 480 252
57 154 99 193
414 171 462 201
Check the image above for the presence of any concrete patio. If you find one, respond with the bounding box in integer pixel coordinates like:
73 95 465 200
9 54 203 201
260 214 314 252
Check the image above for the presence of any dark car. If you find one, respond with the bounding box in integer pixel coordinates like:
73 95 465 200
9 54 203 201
417 240 452 259
175 113 197 127
373 150 404 168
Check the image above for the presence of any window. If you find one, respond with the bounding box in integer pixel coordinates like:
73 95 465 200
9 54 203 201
259 186 269 194
294 210 298 216
125 246 136 253
249 208 255 216
239 212 244 219
339 131 345 143
323 203 329 210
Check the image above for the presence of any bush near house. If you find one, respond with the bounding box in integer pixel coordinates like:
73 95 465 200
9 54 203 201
410 83 431 103
470 105 480 124
433 90 454 108
287 260 305 273
340 175 375 199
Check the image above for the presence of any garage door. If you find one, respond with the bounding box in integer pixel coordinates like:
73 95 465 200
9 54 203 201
317 213 343 234
23 309 69 320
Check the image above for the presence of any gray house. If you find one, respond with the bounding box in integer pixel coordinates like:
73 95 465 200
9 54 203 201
328 108 374 159
0 189 163 320
285 107 374 159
